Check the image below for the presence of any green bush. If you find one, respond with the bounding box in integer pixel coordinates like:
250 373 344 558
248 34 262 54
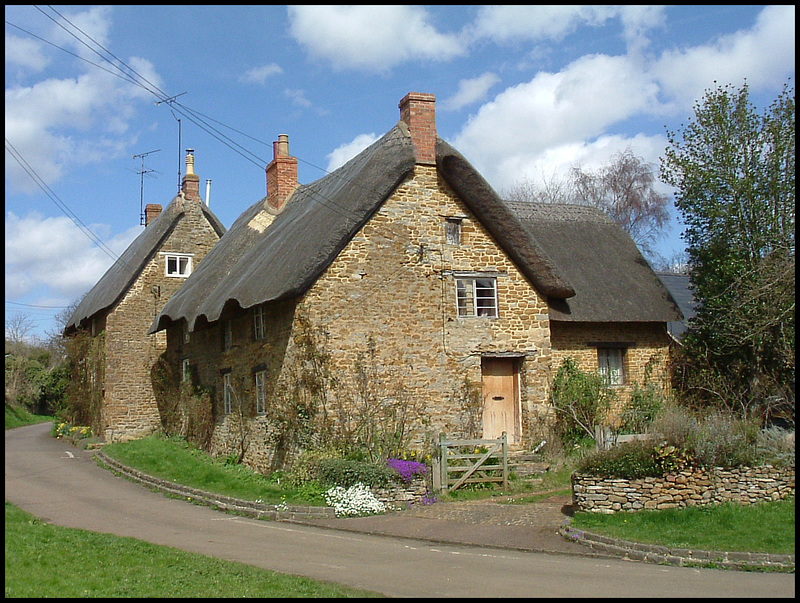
576 440 662 478
551 357 614 447
312 457 396 488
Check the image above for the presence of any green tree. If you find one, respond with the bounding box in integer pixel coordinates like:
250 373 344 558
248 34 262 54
661 80 795 424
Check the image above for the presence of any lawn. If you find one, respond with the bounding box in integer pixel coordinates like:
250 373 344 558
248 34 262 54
4 502 382 598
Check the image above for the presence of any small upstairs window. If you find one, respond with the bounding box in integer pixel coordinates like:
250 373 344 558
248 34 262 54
164 253 193 277
445 218 463 245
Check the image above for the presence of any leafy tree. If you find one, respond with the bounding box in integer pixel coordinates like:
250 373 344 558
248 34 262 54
661 80 795 424
505 148 670 258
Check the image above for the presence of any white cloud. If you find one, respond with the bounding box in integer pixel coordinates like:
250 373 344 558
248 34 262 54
443 73 501 111
288 5 465 72
653 5 795 108
4 6 163 193
239 63 283 85
451 53 660 190
468 6 621 43
4 211 142 302
326 133 379 172
5 34 50 72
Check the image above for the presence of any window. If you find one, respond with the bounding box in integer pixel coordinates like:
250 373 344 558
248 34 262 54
456 277 498 317
181 358 191 383
598 348 625 386
445 218 462 245
254 305 266 340
222 372 232 414
254 370 267 414
223 319 232 351
165 253 193 277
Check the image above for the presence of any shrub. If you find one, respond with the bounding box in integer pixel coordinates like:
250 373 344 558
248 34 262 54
551 357 614 447
576 440 662 478
295 455 396 489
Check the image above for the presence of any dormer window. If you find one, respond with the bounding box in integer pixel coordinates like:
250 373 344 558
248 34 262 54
164 253 193 277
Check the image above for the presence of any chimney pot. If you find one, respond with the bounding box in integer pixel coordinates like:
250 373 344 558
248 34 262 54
181 149 201 201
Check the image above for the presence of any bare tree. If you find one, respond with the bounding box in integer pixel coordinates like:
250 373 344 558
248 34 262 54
5 312 35 345
504 149 670 258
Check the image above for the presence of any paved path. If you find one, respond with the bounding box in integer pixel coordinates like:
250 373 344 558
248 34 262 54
6 423 795 598
300 492 585 555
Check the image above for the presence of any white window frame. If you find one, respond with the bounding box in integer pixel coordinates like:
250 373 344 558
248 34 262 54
598 348 626 386
254 370 267 415
456 276 498 318
222 372 232 414
163 253 193 278
254 305 266 340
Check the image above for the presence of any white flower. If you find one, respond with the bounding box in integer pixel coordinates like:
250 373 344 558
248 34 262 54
324 483 386 517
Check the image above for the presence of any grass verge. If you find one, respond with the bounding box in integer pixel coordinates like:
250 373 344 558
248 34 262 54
570 496 795 555
101 434 327 505
4 403 53 430
4 502 382 598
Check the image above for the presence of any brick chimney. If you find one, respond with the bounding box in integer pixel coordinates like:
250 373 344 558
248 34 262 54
266 134 298 212
399 92 437 165
144 203 162 226
181 148 201 202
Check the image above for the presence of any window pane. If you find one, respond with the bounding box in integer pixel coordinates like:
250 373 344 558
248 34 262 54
475 279 497 317
456 279 473 316
167 256 178 274
599 348 624 385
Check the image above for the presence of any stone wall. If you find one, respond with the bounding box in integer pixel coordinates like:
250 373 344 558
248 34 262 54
572 465 795 513
103 196 222 442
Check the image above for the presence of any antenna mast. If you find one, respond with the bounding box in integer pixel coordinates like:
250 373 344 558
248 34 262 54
133 149 161 225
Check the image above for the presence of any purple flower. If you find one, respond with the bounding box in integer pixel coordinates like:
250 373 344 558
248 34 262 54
387 458 428 483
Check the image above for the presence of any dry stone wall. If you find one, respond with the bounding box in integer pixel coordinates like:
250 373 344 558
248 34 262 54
572 465 795 513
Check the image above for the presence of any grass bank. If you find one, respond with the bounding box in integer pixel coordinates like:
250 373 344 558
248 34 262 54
4 502 382 598
4 403 53 430
569 495 795 556
101 434 327 505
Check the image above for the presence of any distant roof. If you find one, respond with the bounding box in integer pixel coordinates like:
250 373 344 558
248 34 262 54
656 272 697 338
507 202 684 323
65 195 226 333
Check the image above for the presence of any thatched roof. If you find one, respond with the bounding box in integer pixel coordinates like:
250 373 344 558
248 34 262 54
65 195 226 333
507 201 683 323
152 123 416 332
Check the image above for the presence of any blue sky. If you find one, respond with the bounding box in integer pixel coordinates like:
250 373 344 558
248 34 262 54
5 5 795 341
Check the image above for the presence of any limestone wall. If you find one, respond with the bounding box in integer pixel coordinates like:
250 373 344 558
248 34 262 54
572 465 795 513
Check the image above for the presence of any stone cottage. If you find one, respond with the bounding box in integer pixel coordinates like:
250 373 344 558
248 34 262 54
65 152 226 442
150 92 682 471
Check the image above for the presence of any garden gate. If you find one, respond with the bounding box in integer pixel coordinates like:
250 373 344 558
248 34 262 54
435 433 508 492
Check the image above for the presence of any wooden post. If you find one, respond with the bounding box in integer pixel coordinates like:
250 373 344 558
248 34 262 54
439 433 448 492
501 432 508 490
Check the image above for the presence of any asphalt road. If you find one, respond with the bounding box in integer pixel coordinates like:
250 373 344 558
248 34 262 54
5 423 795 598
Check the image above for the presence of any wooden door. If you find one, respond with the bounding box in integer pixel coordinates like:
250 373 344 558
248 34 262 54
481 357 519 443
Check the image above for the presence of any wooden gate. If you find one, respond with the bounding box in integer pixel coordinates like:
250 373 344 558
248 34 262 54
435 433 508 492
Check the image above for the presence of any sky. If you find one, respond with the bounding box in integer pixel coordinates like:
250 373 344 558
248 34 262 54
5 5 796 342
